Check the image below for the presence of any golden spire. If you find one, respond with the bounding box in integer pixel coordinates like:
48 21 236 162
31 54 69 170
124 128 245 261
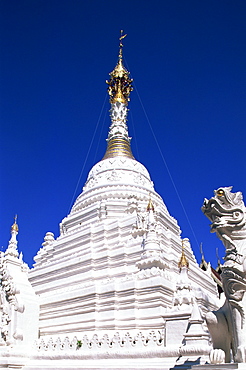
11 214 19 233
178 240 189 270
106 30 133 105
102 31 134 160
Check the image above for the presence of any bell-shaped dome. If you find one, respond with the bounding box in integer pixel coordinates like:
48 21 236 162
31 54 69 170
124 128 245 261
70 156 155 214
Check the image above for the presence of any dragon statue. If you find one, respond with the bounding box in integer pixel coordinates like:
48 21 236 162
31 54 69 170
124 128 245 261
202 186 246 364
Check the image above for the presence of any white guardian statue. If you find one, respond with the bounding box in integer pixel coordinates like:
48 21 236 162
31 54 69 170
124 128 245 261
202 187 246 364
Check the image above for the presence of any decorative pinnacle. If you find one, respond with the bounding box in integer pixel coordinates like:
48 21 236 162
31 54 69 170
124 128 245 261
147 198 155 212
11 215 19 233
102 31 134 160
106 30 133 105
6 215 19 258
178 240 189 270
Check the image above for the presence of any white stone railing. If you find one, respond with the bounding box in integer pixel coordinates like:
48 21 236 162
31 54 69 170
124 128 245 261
34 331 164 352
32 330 211 362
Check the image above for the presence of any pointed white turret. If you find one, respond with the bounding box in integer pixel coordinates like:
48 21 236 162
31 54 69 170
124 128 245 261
0 217 39 348
5 215 19 259
136 199 167 270
143 199 161 252
182 302 211 350
173 239 194 307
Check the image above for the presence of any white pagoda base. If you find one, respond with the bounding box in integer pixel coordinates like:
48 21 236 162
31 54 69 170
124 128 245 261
0 339 211 370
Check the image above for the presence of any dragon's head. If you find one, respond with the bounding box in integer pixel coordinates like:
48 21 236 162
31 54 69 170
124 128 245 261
202 187 245 237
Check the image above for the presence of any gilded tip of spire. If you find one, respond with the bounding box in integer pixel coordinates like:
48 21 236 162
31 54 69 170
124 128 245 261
119 30 127 40
106 31 133 105
119 30 127 53
11 215 19 233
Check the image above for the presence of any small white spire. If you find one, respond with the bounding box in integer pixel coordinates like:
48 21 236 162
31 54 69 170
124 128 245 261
144 199 160 252
173 239 194 307
5 215 19 258
136 200 167 270
182 302 210 348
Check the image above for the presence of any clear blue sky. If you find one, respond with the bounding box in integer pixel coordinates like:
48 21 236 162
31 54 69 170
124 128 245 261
0 0 245 268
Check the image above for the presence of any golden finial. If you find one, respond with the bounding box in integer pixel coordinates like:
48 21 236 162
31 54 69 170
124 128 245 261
106 30 133 105
178 240 189 270
119 30 127 59
102 31 135 160
147 197 155 212
119 30 127 43
11 215 19 233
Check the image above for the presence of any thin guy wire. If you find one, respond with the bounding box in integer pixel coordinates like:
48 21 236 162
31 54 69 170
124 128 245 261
93 103 108 164
133 82 200 248
68 93 108 213
109 54 199 248
124 56 200 247
129 110 140 160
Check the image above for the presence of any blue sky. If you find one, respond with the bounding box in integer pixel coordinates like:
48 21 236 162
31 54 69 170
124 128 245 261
0 0 245 268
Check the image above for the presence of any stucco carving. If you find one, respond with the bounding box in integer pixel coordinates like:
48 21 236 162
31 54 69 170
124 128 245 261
35 330 165 352
202 187 246 363
82 157 154 194
0 252 23 345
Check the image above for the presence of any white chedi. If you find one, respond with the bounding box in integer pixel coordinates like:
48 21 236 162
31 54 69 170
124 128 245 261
0 37 223 370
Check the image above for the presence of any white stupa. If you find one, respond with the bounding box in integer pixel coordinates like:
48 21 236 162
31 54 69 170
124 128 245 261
0 34 221 369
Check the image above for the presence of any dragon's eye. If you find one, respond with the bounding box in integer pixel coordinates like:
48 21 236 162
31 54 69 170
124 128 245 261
217 190 224 197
